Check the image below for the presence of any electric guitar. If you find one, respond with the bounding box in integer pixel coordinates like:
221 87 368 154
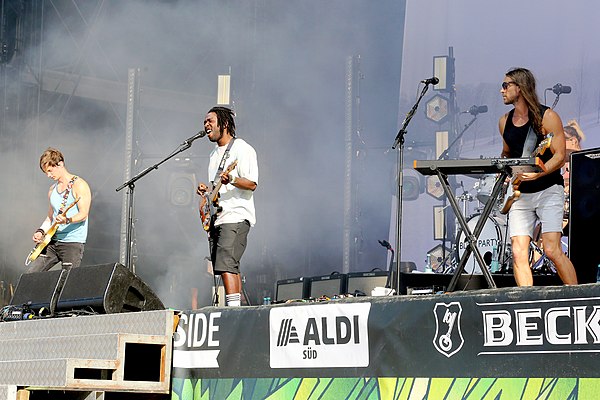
199 160 238 231
25 197 80 265
499 133 553 214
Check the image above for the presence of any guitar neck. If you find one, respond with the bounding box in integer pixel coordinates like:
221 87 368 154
209 182 223 202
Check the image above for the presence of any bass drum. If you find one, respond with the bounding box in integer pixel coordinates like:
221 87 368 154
456 214 508 274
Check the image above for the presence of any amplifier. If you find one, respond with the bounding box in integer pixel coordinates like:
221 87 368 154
307 274 347 299
346 271 390 296
275 277 309 302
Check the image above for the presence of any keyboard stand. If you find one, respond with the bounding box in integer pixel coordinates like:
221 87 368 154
433 169 509 291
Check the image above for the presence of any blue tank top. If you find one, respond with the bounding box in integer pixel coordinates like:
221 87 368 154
50 181 88 243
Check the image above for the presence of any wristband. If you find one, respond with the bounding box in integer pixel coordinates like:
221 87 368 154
66 217 72 224
40 220 51 232
230 175 237 185
35 228 45 236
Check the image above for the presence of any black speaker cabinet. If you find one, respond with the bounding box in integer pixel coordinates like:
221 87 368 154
57 263 164 313
11 263 164 314
346 271 390 296
569 148 600 283
275 277 309 302
10 269 69 314
307 274 347 299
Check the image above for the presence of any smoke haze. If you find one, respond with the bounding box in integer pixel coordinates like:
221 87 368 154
1 0 599 307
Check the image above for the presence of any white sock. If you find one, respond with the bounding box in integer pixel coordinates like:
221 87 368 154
226 293 241 307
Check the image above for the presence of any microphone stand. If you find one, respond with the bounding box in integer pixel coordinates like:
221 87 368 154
391 82 433 295
437 113 479 161
435 113 480 270
385 248 395 289
116 136 203 272
550 93 561 110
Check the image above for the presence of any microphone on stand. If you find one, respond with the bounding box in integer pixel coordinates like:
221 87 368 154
463 105 488 116
548 83 572 95
378 240 393 251
421 77 439 85
183 130 207 145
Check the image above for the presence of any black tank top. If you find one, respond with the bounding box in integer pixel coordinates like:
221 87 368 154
502 105 563 193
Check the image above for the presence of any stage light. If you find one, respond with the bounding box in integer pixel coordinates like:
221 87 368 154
217 75 231 105
433 56 448 91
426 176 444 200
425 94 449 124
402 169 424 201
433 205 445 240
435 131 449 159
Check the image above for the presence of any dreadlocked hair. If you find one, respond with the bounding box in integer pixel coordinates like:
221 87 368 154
506 68 544 135
209 106 236 137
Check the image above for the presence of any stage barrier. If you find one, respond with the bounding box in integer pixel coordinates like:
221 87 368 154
172 284 600 399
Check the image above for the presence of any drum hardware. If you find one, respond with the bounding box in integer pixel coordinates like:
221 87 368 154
531 246 557 275
434 250 458 274
474 175 498 205
455 214 511 274
413 157 544 291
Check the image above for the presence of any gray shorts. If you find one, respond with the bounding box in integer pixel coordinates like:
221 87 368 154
26 241 85 273
210 221 251 275
508 184 564 238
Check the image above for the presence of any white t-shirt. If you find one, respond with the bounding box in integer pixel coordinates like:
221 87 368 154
208 138 259 226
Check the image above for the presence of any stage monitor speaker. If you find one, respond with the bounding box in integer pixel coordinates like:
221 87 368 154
307 274 347 299
569 148 600 283
57 263 164 313
10 269 69 314
346 271 390 296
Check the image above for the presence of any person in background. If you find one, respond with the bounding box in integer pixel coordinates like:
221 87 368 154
562 119 585 196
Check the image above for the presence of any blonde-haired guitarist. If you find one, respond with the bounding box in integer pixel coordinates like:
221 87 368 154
499 68 577 286
26 148 92 273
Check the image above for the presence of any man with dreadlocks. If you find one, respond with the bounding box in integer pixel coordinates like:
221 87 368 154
197 106 258 306
499 67 577 286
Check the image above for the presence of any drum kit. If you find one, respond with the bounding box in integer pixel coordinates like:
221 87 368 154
437 174 558 276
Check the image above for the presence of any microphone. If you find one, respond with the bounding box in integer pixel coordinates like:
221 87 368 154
378 240 393 251
549 83 572 95
183 130 207 144
421 76 439 85
466 105 488 116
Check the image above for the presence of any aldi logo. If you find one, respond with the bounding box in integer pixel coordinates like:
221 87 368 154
269 303 371 368
277 318 300 346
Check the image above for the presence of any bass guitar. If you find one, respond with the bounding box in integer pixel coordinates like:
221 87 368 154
499 133 553 214
199 160 238 231
25 197 80 265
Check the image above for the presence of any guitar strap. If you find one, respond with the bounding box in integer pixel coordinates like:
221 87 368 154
211 138 236 187
522 105 547 157
59 176 78 210
522 126 537 157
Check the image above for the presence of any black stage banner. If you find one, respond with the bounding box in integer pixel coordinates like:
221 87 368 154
172 283 600 379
